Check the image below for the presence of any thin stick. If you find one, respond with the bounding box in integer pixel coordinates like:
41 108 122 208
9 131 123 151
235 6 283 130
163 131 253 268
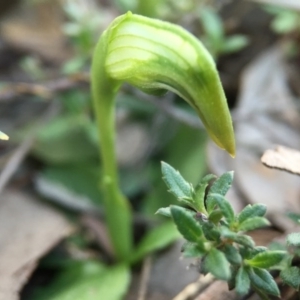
172 274 214 300
137 255 153 300
0 136 34 193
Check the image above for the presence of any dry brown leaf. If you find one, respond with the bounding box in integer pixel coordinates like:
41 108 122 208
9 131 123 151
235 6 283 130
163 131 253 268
261 145 300 175
0 1 70 62
0 190 73 300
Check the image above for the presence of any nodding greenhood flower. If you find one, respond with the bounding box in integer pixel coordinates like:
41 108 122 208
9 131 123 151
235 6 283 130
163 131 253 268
93 12 235 156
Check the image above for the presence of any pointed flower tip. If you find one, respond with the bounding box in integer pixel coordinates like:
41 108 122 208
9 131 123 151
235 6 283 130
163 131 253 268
0 132 9 140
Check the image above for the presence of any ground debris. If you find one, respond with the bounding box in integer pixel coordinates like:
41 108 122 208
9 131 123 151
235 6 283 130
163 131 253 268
0 190 73 300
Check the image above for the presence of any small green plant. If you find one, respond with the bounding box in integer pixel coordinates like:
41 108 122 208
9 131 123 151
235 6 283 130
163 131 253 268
198 6 249 58
158 162 300 298
265 5 300 56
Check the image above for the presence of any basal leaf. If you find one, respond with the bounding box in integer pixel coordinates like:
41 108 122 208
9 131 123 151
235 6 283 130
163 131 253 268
33 262 130 300
130 221 180 263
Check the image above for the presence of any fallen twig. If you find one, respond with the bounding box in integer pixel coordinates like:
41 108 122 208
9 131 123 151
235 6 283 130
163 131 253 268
137 255 153 300
172 274 214 300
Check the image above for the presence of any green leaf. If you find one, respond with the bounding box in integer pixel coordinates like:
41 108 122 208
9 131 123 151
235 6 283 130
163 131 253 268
130 221 180 263
287 233 300 247
210 193 234 224
287 212 300 225
220 227 255 248
246 251 286 269
223 244 242 265
222 35 249 54
247 267 280 297
280 266 300 290
204 248 231 280
193 183 208 213
237 204 267 224
32 261 130 300
238 217 270 232
193 174 216 212
234 235 255 248
182 242 206 258
208 209 223 224
206 171 234 213
161 162 193 200
236 266 251 295
171 206 203 243
155 207 171 218
202 222 220 242
33 115 98 164
39 164 102 207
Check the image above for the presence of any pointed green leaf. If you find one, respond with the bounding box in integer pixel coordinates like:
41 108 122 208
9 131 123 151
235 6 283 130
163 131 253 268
155 207 171 218
206 171 234 212
238 217 270 232
237 204 267 224
247 267 280 297
236 266 251 295
280 266 300 290
204 248 231 280
130 221 180 263
171 206 203 243
202 222 220 242
246 251 286 269
200 174 217 185
223 244 242 265
194 174 216 212
208 209 223 224
223 35 249 54
287 233 300 247
287 212 300 225
210 193 234 224
182 242 206 258
37 263 131 300
161 162 193 200
220 227 255 248
194 183 208 213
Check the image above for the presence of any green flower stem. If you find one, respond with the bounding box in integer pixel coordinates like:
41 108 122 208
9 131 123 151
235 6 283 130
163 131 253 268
91 11 235 261
92 32 132 261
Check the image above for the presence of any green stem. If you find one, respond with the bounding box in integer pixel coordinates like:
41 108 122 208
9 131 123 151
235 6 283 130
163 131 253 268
91 33 132 262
